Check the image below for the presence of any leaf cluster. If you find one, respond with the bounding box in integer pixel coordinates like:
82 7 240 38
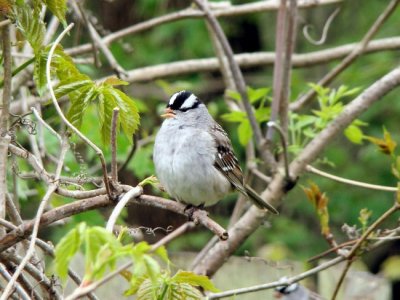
55 223 218 298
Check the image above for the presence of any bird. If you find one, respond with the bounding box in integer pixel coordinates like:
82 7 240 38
153 90 278 214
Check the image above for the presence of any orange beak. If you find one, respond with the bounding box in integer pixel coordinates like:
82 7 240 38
161 107 176 119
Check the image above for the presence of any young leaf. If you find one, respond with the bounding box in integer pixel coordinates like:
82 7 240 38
43 0 67 26
302 182 330 236
12 4 45 54
54 223 86 282
364 128 397 155
358 208 372 233
172 270 219 292
344 124 364 144
103 76 129 86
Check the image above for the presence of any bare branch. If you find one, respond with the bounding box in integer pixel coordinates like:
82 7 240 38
306 165 398 192
0 264 31 300
291 0 400 111
105 186 143 232
119 37 400 83
66 0 343 56
0 21 12 238
1 136 69 299
207 256 344 299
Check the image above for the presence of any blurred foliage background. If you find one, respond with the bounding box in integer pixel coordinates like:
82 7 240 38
16 0 399 294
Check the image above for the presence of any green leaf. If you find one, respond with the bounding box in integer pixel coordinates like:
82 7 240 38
247 86 270 103
254 107 270 123
100 87 140 144
102 76 129 86
172 270 219 292
238 120 252 146
66 85 98 128
154 246 169 263
43 0 67 26
54 223 86 282
344 124 364 144
220 111 246 123
55 80 94 98
226 89 241 102
12 4 45 54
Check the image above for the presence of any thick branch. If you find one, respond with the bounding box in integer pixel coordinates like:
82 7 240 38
121 37 400 83
193 66 400 276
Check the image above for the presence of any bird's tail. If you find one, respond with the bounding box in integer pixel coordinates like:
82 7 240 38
244 185 279 215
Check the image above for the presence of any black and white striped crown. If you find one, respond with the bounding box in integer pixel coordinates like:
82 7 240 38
167 90 201 112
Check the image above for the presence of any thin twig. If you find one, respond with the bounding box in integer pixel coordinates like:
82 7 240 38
207 256 344 299
45 23 113 199
66 0 343 56
0 137 68 300
0 20 12 238
0 264 31 300
291 0 400 111
193 0 263 147
330 203 400 300
110 108 120 183
306 165 398 192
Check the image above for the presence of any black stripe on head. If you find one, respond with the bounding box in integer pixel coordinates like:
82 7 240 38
167 90 201 112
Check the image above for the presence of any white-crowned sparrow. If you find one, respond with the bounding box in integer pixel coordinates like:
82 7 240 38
153 90 278 214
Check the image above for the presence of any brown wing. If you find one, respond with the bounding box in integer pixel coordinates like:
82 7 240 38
211 122 247 195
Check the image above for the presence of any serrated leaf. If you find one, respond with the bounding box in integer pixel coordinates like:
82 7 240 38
172 270 219 292
238 120 252 146
55 80 93 98
100 87 140 144
136 278 157 300
54 223 86 282
67 86 97 128
43 0 67 26
12 4 45 54
344 124 364 144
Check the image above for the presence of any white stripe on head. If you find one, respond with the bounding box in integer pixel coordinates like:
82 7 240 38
179 93 198 110
169 91 181 106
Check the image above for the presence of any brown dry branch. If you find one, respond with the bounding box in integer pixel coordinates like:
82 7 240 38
192 66 400 276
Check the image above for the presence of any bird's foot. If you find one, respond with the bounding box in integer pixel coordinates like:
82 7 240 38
184 204 205 221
